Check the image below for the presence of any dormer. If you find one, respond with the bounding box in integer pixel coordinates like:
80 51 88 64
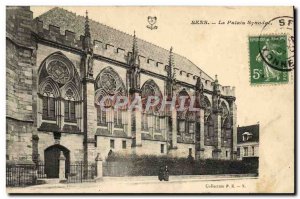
242 132 253 141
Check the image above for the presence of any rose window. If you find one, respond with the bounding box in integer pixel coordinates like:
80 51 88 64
47 60 71 84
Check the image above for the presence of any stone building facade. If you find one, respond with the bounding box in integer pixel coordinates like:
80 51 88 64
6 6 237 177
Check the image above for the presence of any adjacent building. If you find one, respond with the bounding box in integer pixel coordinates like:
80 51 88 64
237 123 259 160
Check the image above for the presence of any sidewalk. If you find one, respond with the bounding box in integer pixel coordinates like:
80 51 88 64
101 173 257 183
9 173 258 189
7 174 258 193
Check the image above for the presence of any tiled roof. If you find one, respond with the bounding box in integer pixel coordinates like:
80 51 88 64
36 7 213 81
237 124 259 143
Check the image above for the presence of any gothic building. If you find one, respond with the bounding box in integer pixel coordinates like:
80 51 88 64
6 7 237 177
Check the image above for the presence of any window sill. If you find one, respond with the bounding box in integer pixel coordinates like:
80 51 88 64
42 117 56 121
64 120 77 123
97 123 107 127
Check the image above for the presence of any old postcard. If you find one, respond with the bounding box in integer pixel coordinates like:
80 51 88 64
6 6 295 194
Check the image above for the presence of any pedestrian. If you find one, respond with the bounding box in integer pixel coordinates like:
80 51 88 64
164 165 169 181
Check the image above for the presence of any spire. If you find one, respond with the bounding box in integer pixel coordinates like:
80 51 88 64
85 10 91 38
168 47 176 79
133 31 138 55
83 10 92 52
166 47 176 98
169 47 175 69
131 31 138 65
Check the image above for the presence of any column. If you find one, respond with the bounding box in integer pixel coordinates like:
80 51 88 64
214 110 222 159
135 107 142 146
85 79 97 163
171 109 177 149
231 102 237 159
199 108 205 158
161 116 167 140
56 98 62 128
60 98 64 129
95 153 103 180
107 107 113 134
37 95 42 127
32 135 39 165
127 109 132 137
76 102 83 132
131 92 142 150
59 152 66 182
148 114 154 139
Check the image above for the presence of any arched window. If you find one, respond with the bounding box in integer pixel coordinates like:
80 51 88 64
114 108 123 128
141 112 148 131
96 95 109 126
177 90 190 135
42 85 56 120
38 52 82 131
177 110 185 135
95 67 127 127
186 111 195 134
64 89 76 123
154 112 160 131
141 79 162 133
209 117 214 142
220 101 231 146
204 114 215 146
203 96 213 145
97 105 107 125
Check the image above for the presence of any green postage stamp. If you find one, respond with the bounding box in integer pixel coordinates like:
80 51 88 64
249 35 289 85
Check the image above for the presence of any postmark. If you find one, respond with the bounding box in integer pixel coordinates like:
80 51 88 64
259 16 294 72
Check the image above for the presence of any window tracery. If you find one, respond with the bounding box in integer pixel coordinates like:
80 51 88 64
38 52 82 131
95 67 127 127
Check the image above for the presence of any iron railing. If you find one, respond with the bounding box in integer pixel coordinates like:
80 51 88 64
67 162 97 183
6 164 37 187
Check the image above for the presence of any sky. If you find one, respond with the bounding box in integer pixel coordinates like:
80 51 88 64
30 6 294 126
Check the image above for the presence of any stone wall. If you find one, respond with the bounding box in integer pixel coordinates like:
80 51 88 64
6 7 35 121
6 118 34 161
6 7 36 162
176 143 195 158
96 136 133 161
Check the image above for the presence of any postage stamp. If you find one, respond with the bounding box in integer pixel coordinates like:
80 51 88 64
249 35 289 85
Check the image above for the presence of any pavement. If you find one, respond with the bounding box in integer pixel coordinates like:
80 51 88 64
7 174 259 194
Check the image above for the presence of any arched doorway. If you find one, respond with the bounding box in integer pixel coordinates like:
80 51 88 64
44 144 70 178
